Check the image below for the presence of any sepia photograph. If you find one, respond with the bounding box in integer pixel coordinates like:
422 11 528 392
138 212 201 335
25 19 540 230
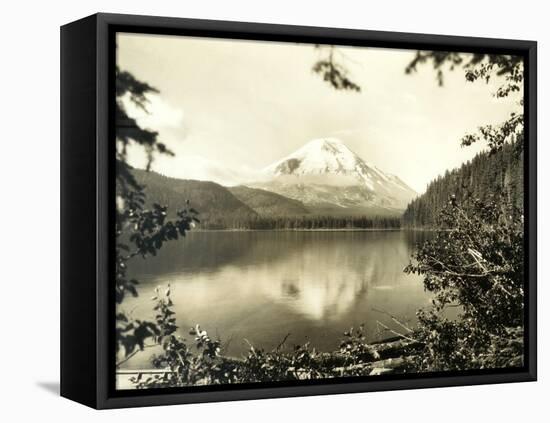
114 32 525 390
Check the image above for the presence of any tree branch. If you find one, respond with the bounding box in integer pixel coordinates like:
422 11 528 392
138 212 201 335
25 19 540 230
116 343 159 368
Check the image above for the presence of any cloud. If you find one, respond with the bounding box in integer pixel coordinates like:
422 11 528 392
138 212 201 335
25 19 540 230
150 154 270 187
121 93 184 131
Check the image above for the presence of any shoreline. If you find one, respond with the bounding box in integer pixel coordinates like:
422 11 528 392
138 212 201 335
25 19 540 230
191 227 437 233
193 228 402 233
115 335 421 389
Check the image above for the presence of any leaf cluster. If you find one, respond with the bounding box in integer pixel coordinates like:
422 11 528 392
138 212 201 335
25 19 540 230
406 52 524 153
312 47 361 92
114 68 200 363
405 197 524 371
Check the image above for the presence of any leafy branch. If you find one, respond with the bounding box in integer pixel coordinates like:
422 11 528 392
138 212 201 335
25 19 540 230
312 46 361 92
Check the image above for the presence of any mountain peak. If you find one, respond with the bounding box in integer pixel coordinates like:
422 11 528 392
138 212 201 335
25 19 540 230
264 137 361 177
304 137 345 148
299 137 351 154
260 138 417 210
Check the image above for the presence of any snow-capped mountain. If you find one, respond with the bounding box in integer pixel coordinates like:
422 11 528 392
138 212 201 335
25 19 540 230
255 138 417 213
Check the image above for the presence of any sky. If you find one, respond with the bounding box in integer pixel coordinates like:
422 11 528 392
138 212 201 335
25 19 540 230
117 33 522 193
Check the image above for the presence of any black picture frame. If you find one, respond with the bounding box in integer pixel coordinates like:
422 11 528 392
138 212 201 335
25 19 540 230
60 12 537 409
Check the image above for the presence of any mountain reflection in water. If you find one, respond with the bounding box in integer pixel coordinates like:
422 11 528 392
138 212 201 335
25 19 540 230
122 230 432 367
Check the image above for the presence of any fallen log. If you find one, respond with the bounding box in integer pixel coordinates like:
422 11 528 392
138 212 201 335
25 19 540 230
315 338 422 367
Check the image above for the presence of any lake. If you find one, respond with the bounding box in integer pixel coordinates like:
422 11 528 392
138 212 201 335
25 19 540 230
121 230 432 369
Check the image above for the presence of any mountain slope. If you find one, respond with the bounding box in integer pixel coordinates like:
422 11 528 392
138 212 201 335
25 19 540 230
228 186 311 216
256 138 416 213
130 168 258 225
402 141 523 227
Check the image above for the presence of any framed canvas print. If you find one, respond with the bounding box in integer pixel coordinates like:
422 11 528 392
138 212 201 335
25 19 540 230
60 13 537 409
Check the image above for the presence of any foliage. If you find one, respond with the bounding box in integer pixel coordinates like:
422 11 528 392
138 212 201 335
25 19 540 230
405 51 523 89
403 139 524 227
129 221 525 387
129 168 257 222
406 52 524 153
116 68 172 169
461 113 523 153
312 46 361 92
131 167 401 230
229 185 311 216
131 294 388 388
131 289 230 387
405 197 524 371
203 214 402 230
336 325 388 376
119 45 526 387
115 68 198 362
402 51 525 372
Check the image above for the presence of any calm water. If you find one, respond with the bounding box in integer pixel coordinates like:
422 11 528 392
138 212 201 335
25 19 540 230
122 230 432 368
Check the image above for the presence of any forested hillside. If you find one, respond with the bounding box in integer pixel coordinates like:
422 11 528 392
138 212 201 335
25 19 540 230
402 140 523 227
215 214 401 230
130 168 258 224
130 168 400 230
228 185 311 216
